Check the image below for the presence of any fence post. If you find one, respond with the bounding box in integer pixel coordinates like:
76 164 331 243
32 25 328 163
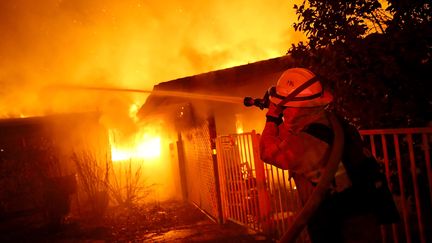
208 116 224 224
251 130 272 234
176 132 188 201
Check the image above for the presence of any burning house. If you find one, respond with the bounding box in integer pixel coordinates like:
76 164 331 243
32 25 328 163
0 51 430 242
0 2 306 238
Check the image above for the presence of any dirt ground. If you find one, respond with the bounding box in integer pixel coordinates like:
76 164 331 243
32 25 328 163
0 200 273 242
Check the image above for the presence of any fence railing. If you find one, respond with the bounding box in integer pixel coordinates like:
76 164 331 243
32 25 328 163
216 133 261 230
215 127 432 242
215 131 309 241
360 128 432 243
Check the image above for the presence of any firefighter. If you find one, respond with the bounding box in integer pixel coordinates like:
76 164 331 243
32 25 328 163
259 68 382 243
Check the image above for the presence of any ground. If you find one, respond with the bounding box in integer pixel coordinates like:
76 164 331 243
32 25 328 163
0 200 273 242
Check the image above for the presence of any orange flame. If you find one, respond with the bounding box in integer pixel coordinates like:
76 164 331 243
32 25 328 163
109 103 162 163
235 114 244 134
109 129 161 162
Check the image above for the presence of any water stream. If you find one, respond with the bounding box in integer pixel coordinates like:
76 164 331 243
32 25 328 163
49 84 243 104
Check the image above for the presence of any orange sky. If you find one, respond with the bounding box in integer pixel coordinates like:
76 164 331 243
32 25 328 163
0 0 304 117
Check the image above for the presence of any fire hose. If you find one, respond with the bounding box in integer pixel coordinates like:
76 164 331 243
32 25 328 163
279 112 344 243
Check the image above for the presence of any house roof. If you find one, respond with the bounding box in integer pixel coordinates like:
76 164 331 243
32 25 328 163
137 55 295 119
0 112 101 137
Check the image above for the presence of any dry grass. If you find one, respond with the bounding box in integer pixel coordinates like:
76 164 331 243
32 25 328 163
72 149 156 220
71 149 110 219
108 159 156 207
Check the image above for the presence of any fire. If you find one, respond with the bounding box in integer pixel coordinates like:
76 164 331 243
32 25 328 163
107 113 179 202
135 136 161 159
110 131 161 162
235 114 244 134
109 103 162 162
128 103 140 122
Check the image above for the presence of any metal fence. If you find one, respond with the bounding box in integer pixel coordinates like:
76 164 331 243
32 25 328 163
215 132 262 229
360 128 432 243
179 119 221 221
215 127 432 242
215 131 309 241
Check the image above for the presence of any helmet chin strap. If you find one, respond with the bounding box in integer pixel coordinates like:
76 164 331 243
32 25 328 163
276 76 320 107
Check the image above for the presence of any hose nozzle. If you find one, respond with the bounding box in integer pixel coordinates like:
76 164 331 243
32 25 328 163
243 96 269 110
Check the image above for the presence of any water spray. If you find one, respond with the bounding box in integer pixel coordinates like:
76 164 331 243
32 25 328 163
47 84 244 104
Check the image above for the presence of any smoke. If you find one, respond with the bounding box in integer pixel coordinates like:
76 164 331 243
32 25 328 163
0 0 304 117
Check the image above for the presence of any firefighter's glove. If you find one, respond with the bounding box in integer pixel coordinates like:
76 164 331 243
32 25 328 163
266 102 283 125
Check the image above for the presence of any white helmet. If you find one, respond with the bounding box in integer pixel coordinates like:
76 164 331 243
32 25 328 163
269 68 333 107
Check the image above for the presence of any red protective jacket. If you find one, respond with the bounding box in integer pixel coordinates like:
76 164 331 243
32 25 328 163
261 108 329 166
260 108 382 243
259 107 350 203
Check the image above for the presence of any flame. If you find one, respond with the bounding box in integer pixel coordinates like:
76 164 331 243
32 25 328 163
107 103 179 201
110 130 161 162
109 103 162 162
235 114 244 134
128 103 140 122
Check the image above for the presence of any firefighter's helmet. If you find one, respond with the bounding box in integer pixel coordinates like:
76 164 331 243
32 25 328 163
269 68 333 107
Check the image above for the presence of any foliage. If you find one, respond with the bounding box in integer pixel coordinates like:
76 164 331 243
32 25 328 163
72 149 110 219
288 0 432 128
386 0 431 31
108 159 155 208
72 149 155 216
293 0 385 48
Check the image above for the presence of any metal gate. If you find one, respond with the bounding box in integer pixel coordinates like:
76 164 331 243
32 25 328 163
215 131 309 241
179 119 221 221
215 132 262 229
215 127 432 242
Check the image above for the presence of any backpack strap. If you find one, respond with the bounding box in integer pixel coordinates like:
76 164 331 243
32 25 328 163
303 123 334 144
